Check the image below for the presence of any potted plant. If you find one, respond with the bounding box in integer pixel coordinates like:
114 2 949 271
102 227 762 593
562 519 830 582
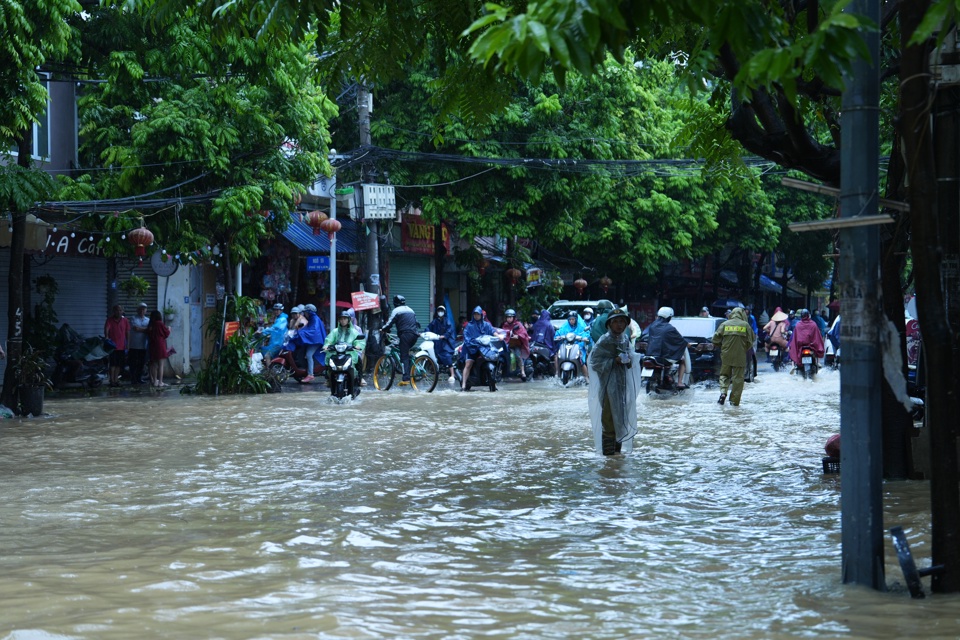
163 304 177 323
121 275 150 299
16 344 52 416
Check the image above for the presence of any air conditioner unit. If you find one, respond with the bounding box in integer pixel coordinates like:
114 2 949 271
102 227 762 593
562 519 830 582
362 184 397 220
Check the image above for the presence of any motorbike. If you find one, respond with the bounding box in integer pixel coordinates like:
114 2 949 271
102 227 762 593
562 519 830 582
454 334 505 392
500 330 533 382
415 331 441 369
529 341 555 379
325 342 360 399
269 346 325 384
556 331 587 386
639 355 685 395
795 344 819 380
766 341 785 372
52 325 110 389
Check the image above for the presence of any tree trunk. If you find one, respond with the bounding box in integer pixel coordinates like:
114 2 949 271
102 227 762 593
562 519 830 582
1 131 33 413
899 0 960 593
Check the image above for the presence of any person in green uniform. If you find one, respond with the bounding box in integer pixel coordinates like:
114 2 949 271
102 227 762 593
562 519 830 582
712 307 755 406
589 299 617 345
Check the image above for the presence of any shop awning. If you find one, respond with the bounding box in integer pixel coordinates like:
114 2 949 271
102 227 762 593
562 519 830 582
281 216 360 253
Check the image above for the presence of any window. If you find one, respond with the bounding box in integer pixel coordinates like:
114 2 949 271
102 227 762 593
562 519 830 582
8 74 51 160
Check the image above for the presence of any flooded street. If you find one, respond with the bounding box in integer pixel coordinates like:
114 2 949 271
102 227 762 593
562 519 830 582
2 367 960 639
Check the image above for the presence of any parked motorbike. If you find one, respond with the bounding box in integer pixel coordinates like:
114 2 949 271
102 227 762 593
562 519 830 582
52 325 110 389
325 343 360 399
556 331 587 386
639 355 685 395
415 331 441 368
795 345 819 380
529 341 554 379
454 334 504 392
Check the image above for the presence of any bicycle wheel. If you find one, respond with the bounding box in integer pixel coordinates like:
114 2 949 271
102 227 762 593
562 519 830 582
413 354 439 393
373 355 395 390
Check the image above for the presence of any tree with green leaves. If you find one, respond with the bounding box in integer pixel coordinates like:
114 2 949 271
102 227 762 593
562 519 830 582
0 0 81 413
66 4 336 291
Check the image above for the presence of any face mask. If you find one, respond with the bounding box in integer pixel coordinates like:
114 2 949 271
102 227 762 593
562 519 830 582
437 311 445 317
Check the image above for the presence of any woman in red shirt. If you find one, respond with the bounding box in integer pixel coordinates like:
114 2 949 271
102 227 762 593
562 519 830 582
147 310 171 387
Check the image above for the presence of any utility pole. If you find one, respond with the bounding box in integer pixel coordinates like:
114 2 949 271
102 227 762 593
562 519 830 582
358 84 382 355
839 0 885 590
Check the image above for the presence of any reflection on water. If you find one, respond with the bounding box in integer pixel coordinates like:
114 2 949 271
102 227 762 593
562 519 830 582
2 368 960 639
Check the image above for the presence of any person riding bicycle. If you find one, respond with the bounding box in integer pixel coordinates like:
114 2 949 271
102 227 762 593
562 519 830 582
382 294 420 386
461 306 496 391
324 310 366 393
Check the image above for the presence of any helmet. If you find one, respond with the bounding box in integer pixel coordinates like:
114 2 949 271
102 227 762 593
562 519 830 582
583 307 594 316
304 304 317 313
393 295 405 307
505 308 516 317
568 310 579 319
605 308 630 328
800 308 811 319
596 300 615 312
340 310 352 319
291 305 304 313
272 303 284 311
657 306 674 320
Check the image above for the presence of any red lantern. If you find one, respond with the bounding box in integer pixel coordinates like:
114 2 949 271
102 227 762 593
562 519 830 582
574 278 588 296
478 259 489 276
319 217 341 241
506 267 523 285
305 210 328 235
127 226 154 262
599 276 612 293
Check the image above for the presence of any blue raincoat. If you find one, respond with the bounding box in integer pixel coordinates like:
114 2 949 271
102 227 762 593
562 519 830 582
462 306 496 361
261 312 288 357
287 310 327 367
427 307 456 367
530 310 556 355
554 314 590 346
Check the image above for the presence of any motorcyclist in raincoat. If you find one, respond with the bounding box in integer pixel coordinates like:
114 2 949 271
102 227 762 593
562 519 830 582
461 306 496 391
427 305 457 381
530 310 556 355
712 307 755 406
788 309 825 366
501 308 530 382
260 303 288 360
286 303 326 383
588 309 641 455
323 310 367 391
554 310 590 380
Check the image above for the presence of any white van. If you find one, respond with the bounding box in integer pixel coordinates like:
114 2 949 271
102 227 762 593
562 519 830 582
546 300 605 329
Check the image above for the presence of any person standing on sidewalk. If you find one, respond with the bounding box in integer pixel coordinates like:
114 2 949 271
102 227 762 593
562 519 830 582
711 307 755 406
128 302 150 385
104 304 130 387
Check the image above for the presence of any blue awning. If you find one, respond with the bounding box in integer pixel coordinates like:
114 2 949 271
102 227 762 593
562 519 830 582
759 274 782 293
281 216 360 253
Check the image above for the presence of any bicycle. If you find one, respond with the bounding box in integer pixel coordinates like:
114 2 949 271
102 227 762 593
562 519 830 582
373 333 439 392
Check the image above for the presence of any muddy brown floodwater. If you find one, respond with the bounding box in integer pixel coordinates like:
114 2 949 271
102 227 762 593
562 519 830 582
2 368 960 639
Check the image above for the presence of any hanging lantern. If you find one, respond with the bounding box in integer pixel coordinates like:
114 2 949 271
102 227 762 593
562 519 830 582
573 277 588 296
478 259 489 276
305 210 328 235
259 210 270 219
319 217 341 241
599 275 612 293
127 226 154 263
506 267 523 285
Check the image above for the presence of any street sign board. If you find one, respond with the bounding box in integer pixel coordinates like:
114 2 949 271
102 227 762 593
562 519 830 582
351 291 380 311
306 256 330 272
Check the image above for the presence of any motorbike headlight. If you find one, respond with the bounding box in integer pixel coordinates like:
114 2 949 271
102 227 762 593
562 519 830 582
335 343 348 353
